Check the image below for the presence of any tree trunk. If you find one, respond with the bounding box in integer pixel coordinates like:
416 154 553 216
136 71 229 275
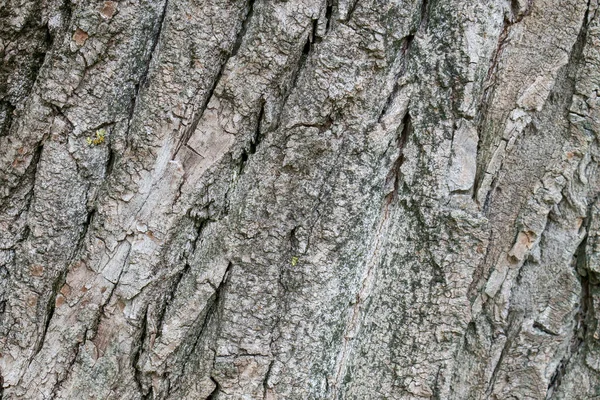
1 0 599 398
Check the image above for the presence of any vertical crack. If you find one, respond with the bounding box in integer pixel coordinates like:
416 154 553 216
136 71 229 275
31 267 69 358
384 112 411 204
31 200 97 359
377 34 413 123
345 0 359 22
205 377 221 400
472 0 539 203
132 307 151 398
74 208 96 254
139 0 170 91
48 328 88 400
105 143 116 176
177 262 234 387
262 360 275 400
172 64 224 158
0 101 15 138
546 198 595 398
173 0 257 158
330 110 411 395
485 311 523 397
472 14 518 202
239 101 265 175
272 22 320 131
124 0 170 145
419 0 430 31
155 215 211 340
231 0 257 58
325 0 334 33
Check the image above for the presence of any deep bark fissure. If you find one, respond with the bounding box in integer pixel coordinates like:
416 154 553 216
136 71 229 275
325 0 334 33
432 365 442 400
173 0 257 158
239 101 265 175
30 198 97 359
471 0 540 203
75 208 96 255
157 264 230 397
48 327 88 400
545 274 589 398
377 34 412 122
0 100 15 138
565 0 593 89
472 10 525 202
155 263 191 342
124 0 170 146
248 102 264 155
154 216 211 340
546 198 596 399
485 312 523 397
231 0 257 58
532 321 559 336
0 141 43 208
385 112 411 203
262 360 275 400
310 18 320 45
49 250 131 397
172 53 226 158
105 142 116 176
475 0 592 209
272 17 326 132
206 377 221 400
472 60 508 202
178 262 234 384
377 0 430 123
330 109 413 395
139 0 170 91
419 0 431 31
146 216 215 350
132 307 151 398
345 0 359 22
31 265 69 359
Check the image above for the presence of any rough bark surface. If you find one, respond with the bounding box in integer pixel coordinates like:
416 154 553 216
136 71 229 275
1 0 600 398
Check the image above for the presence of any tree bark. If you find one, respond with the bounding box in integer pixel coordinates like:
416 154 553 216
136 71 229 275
1 0 599 398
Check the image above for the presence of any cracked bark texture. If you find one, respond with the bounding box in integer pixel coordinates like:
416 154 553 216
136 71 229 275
1 0 600 398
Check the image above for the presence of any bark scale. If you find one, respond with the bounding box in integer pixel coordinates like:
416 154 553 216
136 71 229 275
1 0 600 399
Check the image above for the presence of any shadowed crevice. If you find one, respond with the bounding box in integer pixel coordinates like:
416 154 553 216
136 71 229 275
384 112 411 203
132 308 151 398
325 0 334 33
239 101 265 175
206 377 221 400
546 197 596 398
48 327 88 400
231 0 257 58
124 0 170 147
173 0 258 158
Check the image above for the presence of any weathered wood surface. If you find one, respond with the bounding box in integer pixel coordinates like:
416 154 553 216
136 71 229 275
1 0 600 398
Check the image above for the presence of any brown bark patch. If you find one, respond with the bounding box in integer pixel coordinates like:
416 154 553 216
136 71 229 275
100 1 118 19
26 295 37 307
60 284 71 297
55 294 65 307
73 28 89 46
29 265 44 276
